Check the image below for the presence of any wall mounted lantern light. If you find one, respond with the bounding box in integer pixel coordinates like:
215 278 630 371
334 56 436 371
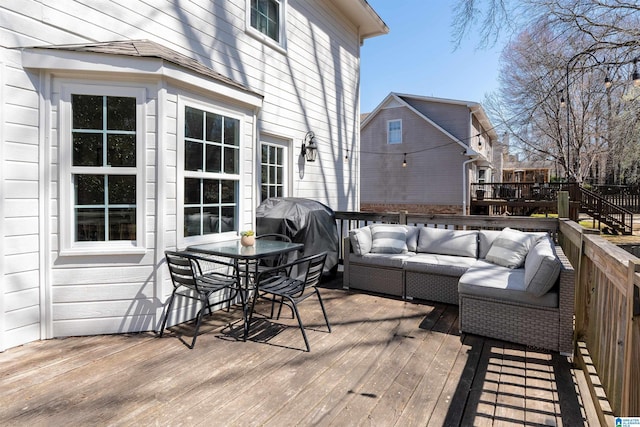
301 131 318 162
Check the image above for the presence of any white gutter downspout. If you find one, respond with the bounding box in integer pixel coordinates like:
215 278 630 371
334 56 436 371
462 150 480 215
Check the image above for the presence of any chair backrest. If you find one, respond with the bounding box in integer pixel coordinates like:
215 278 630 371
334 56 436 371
256 233 292 243
256 233 293 267
300 252 327 288
165 251 199 290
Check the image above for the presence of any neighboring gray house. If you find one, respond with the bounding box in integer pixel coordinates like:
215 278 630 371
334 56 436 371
360 93 497 214
0 1 388 351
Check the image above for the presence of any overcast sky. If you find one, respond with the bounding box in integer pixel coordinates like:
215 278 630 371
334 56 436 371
360 0 507 113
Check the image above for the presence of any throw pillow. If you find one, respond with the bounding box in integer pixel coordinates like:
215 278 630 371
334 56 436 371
370 225 408 254
524 236 561 296
349 226 372 255
485 227 537 269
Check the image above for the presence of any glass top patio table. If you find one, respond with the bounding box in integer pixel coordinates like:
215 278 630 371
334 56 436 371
187 239 303 340
187 239 303 260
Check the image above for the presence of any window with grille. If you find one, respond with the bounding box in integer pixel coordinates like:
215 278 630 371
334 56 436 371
183 106 240 237
71 94 137 242
261 143 285 201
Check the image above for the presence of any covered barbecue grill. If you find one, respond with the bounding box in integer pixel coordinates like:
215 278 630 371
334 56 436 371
256 197 339 276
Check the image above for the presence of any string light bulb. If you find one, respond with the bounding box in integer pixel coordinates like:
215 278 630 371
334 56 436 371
344 148 349 163
402 153 407 168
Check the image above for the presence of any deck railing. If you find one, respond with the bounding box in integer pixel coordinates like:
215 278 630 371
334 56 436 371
592 184 640 213
333 211 639 420
470 182 580 202
559 219 640 420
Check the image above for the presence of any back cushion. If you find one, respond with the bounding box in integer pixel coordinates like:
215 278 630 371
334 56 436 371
406 226 420 252
370 224 408 254
478 230 501 259
349 226 372 255
417 227 478 258
485 227 538 269
525 236 561 296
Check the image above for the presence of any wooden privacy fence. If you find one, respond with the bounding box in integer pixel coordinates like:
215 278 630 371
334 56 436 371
559 219 640 420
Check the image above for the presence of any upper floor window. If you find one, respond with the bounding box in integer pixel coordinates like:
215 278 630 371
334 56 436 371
248 0 285 48
388 119 402 144
183 106 240 238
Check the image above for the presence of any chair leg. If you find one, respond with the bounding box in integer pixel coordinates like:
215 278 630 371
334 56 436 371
287 297 311 352
246 284 260 339
315 289 332 333
188 296 209 349
158 291 177 337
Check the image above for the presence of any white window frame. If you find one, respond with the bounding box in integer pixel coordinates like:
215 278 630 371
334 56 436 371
246 0 287 52
260 137 289 202
387 119 402 144
177 97 244 246
59 83 146 255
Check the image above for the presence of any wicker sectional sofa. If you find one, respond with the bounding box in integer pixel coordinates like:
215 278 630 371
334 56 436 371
343 224 575 355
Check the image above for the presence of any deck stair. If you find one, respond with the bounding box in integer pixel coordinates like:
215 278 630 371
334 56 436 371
579 186 634 235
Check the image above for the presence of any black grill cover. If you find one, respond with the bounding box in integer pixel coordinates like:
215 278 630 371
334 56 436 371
256 197 339 275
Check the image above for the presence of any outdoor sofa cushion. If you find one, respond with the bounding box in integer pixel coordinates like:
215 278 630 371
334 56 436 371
349 226 372 256
370 224 408 254
417 228 478 258
404 253 477 277
350 252 415 268
485 227 539 268
524 236 562 297
458 260 558 308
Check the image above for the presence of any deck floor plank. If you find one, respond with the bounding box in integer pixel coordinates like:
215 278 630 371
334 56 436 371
0 275 595 426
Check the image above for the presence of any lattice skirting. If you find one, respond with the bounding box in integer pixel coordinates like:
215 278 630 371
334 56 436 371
405 271 460 305
347 264 404 297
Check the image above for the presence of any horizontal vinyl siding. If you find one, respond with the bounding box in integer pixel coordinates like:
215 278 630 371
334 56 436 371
2 1 361 210
1 0 363 345
361 106 464 208
1 49 41 349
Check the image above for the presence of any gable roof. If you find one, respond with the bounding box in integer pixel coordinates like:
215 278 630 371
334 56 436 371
361 92 498 155
361 92 476 155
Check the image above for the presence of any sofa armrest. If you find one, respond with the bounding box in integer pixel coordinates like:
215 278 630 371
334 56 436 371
556 244 576 356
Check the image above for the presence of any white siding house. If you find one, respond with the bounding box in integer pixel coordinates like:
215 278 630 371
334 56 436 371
360 93 497 215
0 1 388 351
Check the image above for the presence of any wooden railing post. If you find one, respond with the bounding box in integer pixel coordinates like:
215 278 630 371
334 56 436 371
399 210 408 225
558 191 569 218
574 227 600 339
622 260 640 416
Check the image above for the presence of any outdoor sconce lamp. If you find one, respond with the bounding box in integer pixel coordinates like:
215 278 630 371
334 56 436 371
301 131 318 162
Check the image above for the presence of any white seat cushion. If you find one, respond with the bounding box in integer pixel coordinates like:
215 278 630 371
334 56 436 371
458 260 558 308
404 253 476 277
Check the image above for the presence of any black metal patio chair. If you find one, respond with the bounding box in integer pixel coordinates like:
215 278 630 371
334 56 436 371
247 252 331 352
160 251 239 349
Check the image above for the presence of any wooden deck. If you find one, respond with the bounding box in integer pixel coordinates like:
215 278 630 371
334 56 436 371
0 273 597 426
